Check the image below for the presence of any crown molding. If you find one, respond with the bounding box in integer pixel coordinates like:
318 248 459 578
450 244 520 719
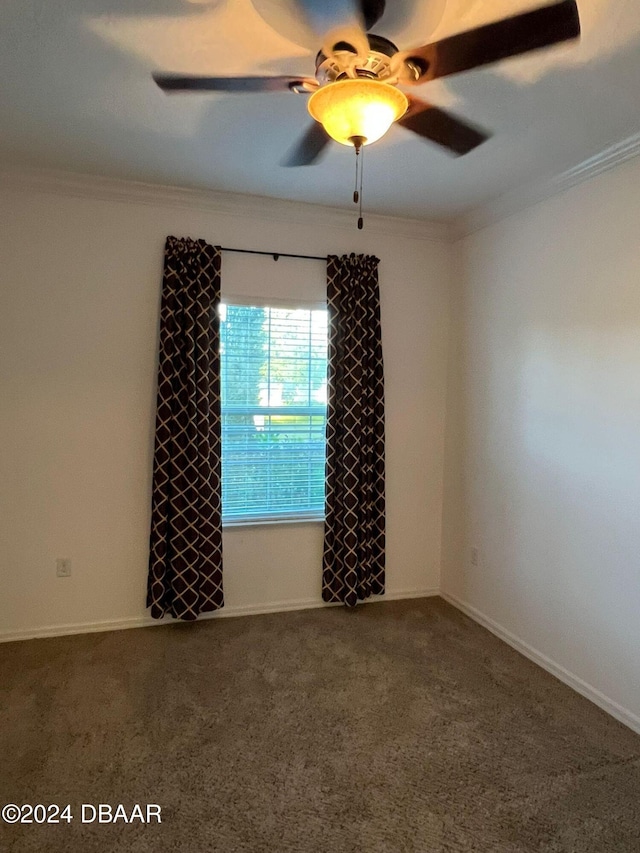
0 166 454 244
456 130 640 238
5 131 640 245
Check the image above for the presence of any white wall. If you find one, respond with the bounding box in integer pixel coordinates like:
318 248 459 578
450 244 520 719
442 155 640 727
0 173 451 639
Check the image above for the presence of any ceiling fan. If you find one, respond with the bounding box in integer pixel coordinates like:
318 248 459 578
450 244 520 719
153 0 581 165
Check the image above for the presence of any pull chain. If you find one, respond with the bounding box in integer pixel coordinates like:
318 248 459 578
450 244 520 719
357 142 364 230
350 136 366 230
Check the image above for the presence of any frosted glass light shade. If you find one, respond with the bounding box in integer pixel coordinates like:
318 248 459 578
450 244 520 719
308 79 408 147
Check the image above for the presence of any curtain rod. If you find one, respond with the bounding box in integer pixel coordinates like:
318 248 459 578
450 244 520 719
219 247 326 262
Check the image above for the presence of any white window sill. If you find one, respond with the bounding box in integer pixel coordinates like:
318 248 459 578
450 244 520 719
223 515 324 529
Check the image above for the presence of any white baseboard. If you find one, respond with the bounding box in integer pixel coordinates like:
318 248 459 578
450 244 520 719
0 587 439 644
4 587 638 737
441 591 640 737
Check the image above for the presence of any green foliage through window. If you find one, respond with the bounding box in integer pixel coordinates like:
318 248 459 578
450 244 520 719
220 302 328 522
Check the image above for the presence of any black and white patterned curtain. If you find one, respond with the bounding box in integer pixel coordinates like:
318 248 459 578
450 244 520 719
147 236 224 620
322 254 385 607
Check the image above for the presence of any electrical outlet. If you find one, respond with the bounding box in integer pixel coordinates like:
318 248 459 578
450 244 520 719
470 547 479 568
56 558 72 578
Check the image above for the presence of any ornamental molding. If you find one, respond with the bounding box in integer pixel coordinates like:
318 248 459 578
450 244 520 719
0 166 453 243
457 130 640 237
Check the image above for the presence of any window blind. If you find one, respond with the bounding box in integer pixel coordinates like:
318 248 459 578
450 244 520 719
220 302 328 523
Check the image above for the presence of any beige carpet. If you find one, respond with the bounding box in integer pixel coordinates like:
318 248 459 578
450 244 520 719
1 597 639 852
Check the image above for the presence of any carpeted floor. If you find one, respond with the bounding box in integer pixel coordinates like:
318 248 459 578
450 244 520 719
1 597 639 852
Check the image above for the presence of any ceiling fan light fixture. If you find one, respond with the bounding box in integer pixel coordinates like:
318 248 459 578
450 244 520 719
307 79 408 147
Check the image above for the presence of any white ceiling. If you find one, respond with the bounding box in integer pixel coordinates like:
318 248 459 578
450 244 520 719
2 0 640 221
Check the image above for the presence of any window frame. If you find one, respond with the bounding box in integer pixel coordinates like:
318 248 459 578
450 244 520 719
219 294 328 528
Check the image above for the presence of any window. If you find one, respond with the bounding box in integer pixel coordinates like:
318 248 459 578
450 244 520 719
220 301 328 524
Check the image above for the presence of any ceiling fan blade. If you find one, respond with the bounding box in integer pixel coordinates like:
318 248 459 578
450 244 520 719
153 74 314 94
360 0 385 30
402 0 580 84
398 97 489 155
281 122 332 166
291 0 366 35
302 0 384 30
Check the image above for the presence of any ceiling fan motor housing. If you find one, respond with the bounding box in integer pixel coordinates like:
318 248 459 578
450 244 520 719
314 34 403 84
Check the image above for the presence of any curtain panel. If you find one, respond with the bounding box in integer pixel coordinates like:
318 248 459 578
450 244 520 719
323 253 386 607
147 236 224 620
